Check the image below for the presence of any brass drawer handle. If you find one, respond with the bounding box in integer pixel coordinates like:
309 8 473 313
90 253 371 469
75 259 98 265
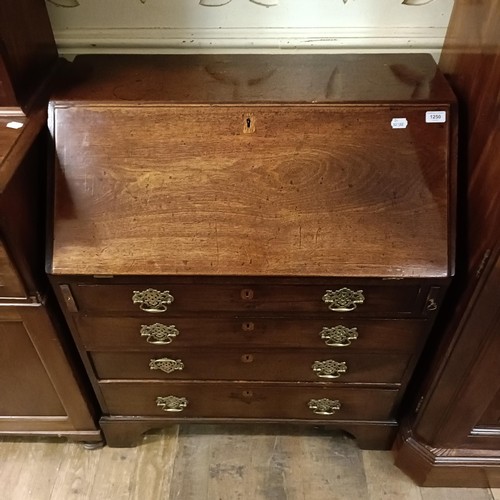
132 288 174 313
312 359 347 379
308 398 341 416
156 395 188 412
320 325 358 347
141 323 179 344
149 357 184 374
322 288 364 312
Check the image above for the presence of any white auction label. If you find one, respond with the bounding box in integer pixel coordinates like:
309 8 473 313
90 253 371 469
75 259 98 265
391 118 408 129
6 121 23 130
425 111 446 123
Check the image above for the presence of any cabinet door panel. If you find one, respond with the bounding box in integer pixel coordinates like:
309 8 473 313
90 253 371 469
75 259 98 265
0 318 65 416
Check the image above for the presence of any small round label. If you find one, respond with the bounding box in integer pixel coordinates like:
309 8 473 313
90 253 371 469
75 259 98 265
391 118 408 129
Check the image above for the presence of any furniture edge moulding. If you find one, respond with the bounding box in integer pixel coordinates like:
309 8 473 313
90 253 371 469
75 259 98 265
394 420 500 488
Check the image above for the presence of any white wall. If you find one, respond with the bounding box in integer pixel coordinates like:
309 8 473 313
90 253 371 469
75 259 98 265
46 0 454 60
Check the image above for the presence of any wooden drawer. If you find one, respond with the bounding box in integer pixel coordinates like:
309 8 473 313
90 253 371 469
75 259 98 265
90 350 410 384
99 381 399 420
66 282 426 317
76 316 427 352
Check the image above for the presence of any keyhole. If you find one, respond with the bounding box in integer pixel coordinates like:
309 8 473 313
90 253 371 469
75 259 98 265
242 321 255 331
242 390 253 398
243 115 255 134
241 288 254 300
241 354 254 363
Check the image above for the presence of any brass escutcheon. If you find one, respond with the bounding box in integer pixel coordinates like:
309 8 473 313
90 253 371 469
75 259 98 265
312 359 347 379
308 398 341 416
320 325 359 347
156 395 188 412
140 323 179 344
132 288 174 313
149 357 184 374
322 288 365 312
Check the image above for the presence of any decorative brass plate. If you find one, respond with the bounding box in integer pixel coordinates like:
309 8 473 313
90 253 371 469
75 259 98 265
308 398 341 416
132 288 174 313
140 323 179 344
156 395 188 412
312 359 347 379
320 325 359 347
322 287 365 312
149 357 184 374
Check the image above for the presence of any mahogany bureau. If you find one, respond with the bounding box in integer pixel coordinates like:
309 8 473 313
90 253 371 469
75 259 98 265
47 54 456 448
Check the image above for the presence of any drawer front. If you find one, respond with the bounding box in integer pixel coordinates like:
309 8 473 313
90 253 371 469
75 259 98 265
99 382 399 420
91 350 410 384
76 316 427 352
67 282 425 316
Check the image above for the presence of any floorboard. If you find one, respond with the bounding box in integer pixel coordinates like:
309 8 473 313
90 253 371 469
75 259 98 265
0 426 497 500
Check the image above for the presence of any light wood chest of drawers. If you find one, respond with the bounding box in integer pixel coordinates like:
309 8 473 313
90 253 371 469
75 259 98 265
48 54 456 448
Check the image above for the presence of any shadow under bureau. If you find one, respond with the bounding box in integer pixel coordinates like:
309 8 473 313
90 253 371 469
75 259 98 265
47 54 456 448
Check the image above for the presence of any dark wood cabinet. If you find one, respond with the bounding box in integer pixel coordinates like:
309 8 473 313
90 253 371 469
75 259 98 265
0 300 99 440
47 53 456 447
0 0 100 444
393 0 500 487
0 121 100 442
0 0 58 112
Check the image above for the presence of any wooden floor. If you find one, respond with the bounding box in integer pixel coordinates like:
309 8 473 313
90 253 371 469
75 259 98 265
0 425 499 500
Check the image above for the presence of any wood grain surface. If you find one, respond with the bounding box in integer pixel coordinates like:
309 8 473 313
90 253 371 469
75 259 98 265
51 103 451 277
52 53 455 105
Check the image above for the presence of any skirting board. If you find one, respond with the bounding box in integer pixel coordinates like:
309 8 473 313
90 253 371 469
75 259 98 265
393 422 500 488
53 27 446 61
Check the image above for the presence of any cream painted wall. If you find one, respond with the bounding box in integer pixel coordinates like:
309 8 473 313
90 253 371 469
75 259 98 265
46 0 454 60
